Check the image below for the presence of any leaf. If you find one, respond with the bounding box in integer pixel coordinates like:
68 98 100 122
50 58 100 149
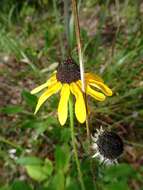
60 128 71 143
26 165 48 182
0 185 11 190
16 156 43 165
45 116 58 126
21 90 37 107
11 181 32 190
22 116 58 134
17 157 53 182
104 181 130 190
103 163 134 181
65 176 80 190
55 145 71 173
50 171 65 190
1 105 23 114
35 120 52 134
44 159 53 176
22 120 48 134
25 159 53 182
22 120 44 129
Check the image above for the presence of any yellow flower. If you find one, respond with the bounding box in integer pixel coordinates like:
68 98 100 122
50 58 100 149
31 58 112 126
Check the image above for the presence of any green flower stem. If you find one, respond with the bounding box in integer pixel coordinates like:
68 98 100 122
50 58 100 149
69 96 85 190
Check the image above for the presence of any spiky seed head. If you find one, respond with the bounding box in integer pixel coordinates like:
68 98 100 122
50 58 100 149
96 131 123 160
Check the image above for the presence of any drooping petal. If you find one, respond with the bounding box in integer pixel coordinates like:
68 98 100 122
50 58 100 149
34 82 62 114
58 84 70 126
70 83 86 123
31 74 57 94
88 80 113 96
85 73 104 83
86 85 106 101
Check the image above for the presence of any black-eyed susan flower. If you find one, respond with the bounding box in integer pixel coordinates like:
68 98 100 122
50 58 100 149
92 127 124 165
31 57 112 126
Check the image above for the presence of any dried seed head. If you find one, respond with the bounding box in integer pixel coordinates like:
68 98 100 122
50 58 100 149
96 131 123 160
56 57 80 83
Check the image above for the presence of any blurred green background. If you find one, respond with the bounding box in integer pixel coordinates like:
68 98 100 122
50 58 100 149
0 0 143 190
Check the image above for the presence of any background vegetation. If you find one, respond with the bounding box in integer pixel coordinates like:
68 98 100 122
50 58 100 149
0 0 143 189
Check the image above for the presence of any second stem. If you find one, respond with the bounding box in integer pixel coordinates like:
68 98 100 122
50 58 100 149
69 96 85 190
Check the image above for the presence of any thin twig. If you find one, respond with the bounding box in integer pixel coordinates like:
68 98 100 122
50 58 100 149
0 137 23 151
71 0 85 91
71 0 90 138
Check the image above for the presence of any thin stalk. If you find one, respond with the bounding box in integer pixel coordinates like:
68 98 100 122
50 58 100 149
0 136 23 151
71 0 85 92
85 99 90 139
53 0 65 59
71 0 90 138
69 96 85 190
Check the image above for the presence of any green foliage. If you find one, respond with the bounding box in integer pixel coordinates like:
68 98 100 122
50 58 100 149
0 185 10 190
0 181 32 190
96 163 143 190
55 145 71 173
1 105 23 114
16 156 44 165
1 0 143 190
17 157 53 182
50 171 65 190
25 162 52 182
22 90 37 108
11 181 32 190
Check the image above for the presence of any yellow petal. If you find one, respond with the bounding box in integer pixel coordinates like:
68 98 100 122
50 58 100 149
88 81 113 96
70 83 86 123
86 85 106 101
31 74 57 94
85 73 104 83
58 84 70 126
34 82 62 114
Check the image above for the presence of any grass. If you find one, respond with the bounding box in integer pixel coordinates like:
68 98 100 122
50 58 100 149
0 0 143 190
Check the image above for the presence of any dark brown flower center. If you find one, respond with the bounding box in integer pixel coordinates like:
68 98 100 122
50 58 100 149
97 132 123 160
56 57 80 83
